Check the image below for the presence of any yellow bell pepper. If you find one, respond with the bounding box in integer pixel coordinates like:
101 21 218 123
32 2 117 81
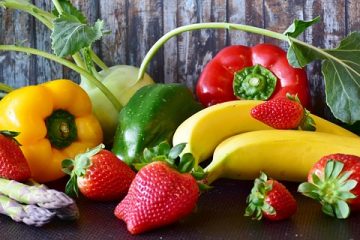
0 79 103 182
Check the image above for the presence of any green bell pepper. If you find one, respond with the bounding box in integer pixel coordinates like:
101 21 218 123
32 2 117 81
112 83 203 165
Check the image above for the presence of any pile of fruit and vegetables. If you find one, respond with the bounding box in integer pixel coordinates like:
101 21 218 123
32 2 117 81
1 0 360 235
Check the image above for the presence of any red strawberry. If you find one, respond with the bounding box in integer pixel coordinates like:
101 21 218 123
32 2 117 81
114 142 205 235
251 94 315 130
245 172 297 221
298 153 360 219
62 144 135 201
0 131 31 181
115 161 199 234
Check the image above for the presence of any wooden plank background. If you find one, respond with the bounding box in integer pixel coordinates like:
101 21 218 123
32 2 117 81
0 0 359 120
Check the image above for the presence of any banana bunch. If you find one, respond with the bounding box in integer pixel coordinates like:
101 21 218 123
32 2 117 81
172 100 359 183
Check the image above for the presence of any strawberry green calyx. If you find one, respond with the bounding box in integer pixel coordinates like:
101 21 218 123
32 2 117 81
0 130 21 145
300 108 316 131
286 93 316 131
244 172 275 220
134 141 208 188
298 160 357 219
62 144 105 197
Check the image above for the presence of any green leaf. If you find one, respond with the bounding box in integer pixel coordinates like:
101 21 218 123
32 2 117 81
338 171 353 184
286 36 326 68
51 14 104 57
284 16 320 38
179 153 195 173
339 179 357 192
298 182 320 199
52 0 87 23
338 191 356 200
169 143 186 159
323 32 360 124
288 32 360 124
191 166 206 180
157 141 171 156
324 160 335 180
262 202 275 215
311 173 322 186
142 148 153 163
61 159 74 175
198 182 212 191
322 203 335 217
329 161 344 179
65 175 78 197
334 200 350 219
133 163 148 171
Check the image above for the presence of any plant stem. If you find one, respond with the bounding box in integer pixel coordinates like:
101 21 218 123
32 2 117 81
138 22 288 81
0 83 14 93
52 0 63 13
0 0 54 29
51 0 87 70
0 45 121 111
90 49 109 70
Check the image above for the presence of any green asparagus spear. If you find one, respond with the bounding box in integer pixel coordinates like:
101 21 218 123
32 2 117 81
0 178 74 209
0 194 55 227
29 180 79 220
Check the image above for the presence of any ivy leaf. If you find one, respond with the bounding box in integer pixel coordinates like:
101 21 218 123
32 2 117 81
51 14 104 57
284 16 320 38
52 0 87 24
287 32 360 124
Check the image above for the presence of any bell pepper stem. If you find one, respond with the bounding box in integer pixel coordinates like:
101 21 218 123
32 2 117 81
0 45 121 111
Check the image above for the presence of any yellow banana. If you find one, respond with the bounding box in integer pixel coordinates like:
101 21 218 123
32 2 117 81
204 130 360 184
172 100 357 163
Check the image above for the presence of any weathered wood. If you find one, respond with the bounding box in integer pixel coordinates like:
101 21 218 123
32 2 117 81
348 0 360 33
176 0 227 89
0 8 35 88
127 0 163 83
263 0 305 48
303 0 346 119
228 0 264 45
99 0 127 67
163 0 179 83
33 1 63 84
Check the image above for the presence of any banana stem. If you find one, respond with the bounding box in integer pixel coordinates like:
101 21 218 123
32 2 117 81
204 161 224 185
0 45 121 111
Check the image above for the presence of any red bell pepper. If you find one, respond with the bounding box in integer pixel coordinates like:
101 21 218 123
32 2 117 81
196 43 311 108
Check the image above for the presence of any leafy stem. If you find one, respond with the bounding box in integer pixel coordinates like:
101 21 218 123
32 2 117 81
138 22 288 80
0 82 14 93
0 44 121 111
137 21 360 125
0 0 54 29
52 0 63 14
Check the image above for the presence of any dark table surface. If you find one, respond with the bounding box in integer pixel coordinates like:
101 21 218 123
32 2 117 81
1 178 360 240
